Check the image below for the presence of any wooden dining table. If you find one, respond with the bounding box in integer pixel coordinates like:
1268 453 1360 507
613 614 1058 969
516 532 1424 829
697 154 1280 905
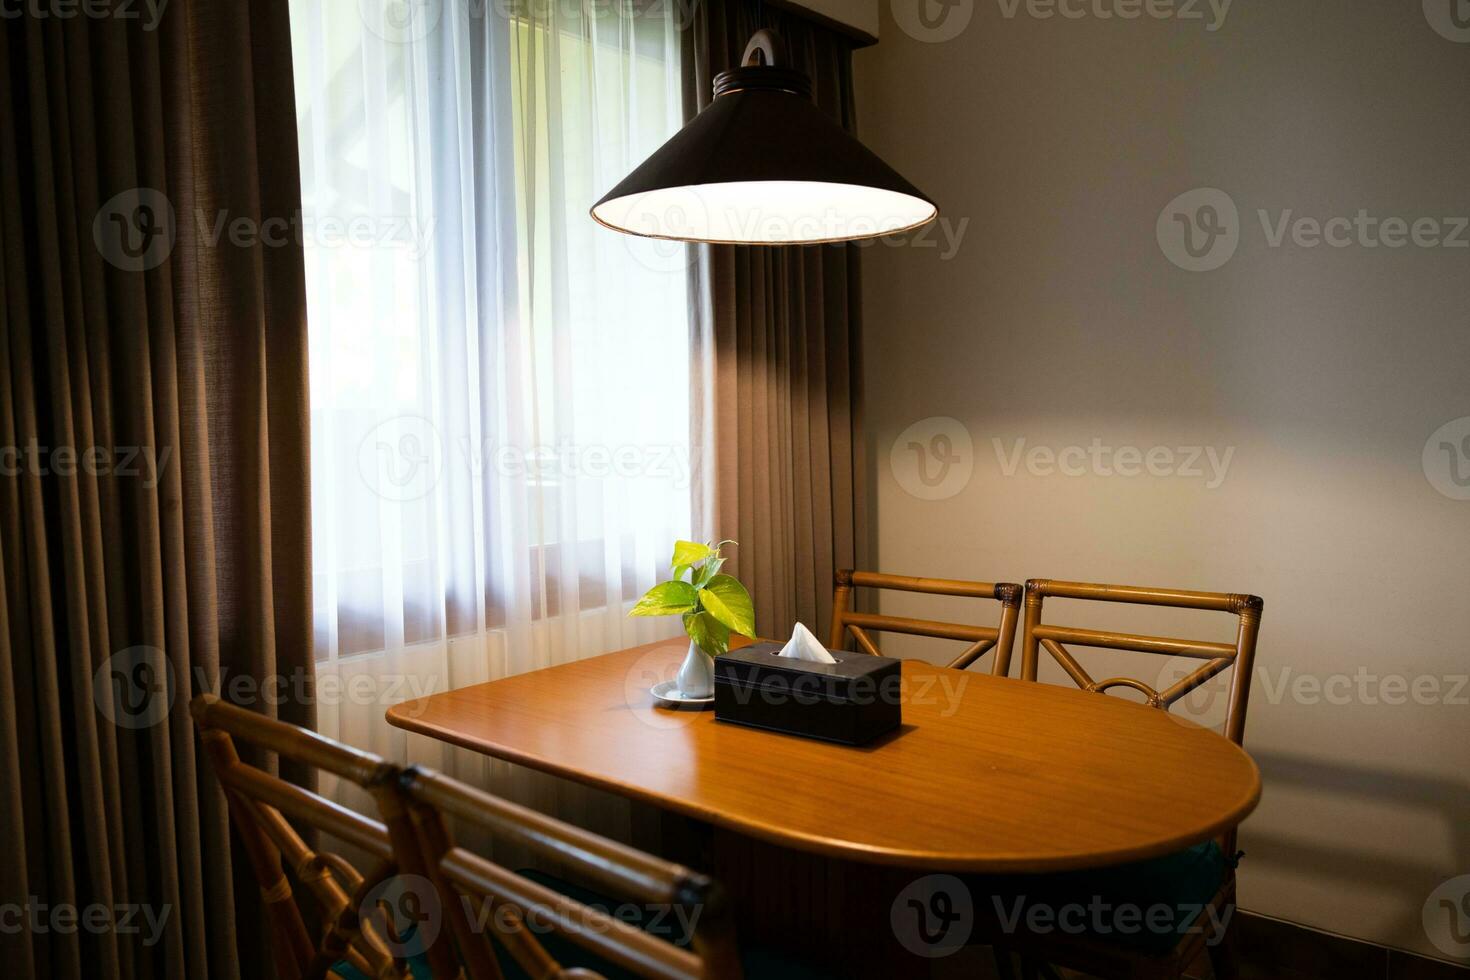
387 636 1261 974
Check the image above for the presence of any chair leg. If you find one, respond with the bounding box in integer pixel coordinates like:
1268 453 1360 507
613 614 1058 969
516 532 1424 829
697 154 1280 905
991 947 1017 980
1206 905 1241 980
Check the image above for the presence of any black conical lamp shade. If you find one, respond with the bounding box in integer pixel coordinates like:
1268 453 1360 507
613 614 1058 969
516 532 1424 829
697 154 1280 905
592 31 937 245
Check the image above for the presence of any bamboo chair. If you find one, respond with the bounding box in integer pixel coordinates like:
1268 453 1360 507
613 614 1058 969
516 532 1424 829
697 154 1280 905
1003 579 1265 980
190 694 460 980
829 569 1024 675
395 764 743 980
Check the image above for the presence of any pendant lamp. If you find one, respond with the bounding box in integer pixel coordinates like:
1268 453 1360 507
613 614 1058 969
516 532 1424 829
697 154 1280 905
591 30 937 246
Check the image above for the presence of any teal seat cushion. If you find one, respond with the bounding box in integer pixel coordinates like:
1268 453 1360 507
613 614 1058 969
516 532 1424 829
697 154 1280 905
982 841 1230 954
330 947 434 980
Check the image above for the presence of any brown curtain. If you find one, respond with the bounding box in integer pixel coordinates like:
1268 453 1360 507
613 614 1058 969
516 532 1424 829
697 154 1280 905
688 1 869 639
0 2 312 978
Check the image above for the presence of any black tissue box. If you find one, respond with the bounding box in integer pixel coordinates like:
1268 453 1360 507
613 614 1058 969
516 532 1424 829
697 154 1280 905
713 641 902 746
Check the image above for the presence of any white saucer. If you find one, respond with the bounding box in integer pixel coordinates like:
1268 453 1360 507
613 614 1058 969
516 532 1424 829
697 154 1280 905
650 681 715 709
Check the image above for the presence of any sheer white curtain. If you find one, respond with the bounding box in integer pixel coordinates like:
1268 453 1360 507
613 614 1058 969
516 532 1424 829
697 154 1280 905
289 0 692 812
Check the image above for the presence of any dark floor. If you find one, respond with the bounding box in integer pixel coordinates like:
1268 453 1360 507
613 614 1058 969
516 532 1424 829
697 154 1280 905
922 919 1470 980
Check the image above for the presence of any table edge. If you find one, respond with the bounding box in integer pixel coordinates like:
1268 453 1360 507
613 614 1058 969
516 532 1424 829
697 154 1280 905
385 695 1262 873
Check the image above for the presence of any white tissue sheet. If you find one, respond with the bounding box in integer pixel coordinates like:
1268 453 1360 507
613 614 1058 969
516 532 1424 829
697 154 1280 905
777 621 837 663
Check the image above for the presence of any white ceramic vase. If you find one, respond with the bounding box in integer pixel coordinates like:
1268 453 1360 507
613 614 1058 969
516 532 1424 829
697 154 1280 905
675 639 715 699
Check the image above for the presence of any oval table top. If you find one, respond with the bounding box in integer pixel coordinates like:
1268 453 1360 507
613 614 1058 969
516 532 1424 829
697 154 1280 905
386 637 1260 873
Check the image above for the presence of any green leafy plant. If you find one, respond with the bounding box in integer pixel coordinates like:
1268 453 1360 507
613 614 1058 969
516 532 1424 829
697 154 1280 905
629 540 755 656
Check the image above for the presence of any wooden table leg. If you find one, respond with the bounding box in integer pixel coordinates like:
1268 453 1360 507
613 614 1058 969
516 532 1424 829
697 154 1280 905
638 805 987 978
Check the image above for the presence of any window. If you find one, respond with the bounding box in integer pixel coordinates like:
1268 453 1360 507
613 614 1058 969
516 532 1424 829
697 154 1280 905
290 0 692 687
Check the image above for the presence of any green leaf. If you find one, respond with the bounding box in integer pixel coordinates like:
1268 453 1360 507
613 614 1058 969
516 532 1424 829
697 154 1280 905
683 610 731 656
697 574 755 638
690 556 725 589
671 540 714 572
629 581 698 618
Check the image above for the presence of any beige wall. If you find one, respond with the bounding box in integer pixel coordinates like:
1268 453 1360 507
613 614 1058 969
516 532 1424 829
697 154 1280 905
854 0 1470 962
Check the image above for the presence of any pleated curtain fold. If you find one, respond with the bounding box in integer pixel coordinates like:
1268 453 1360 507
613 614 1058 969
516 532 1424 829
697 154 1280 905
0 3 313 978
689 1 870 641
